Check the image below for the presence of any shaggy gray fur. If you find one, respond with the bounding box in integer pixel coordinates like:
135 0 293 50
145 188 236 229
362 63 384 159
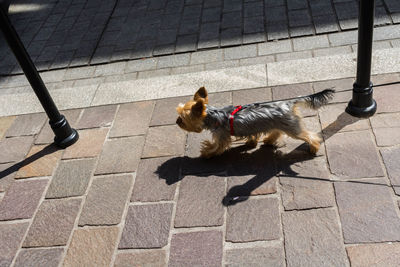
203 89 335 137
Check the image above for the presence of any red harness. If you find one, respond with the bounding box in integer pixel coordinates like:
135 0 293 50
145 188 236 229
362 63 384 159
229 105 242 135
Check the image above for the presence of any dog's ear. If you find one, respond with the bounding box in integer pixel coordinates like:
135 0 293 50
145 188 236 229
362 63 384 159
191 99 205 117
194 87 208 104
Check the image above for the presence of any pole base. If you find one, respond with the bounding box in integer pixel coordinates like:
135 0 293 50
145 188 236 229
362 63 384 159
50 115 79 148
346 99 377 118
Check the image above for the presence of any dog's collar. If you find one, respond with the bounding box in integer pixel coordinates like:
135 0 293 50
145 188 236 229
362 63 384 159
229 105 242 135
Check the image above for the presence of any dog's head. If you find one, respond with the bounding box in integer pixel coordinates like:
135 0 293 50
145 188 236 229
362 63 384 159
176 87 208 133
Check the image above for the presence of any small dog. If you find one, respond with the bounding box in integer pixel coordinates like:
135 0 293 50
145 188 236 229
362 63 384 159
176 87 334 158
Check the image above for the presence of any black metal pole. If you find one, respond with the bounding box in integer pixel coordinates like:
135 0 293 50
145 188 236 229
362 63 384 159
0 7 78 148
346 0 377 118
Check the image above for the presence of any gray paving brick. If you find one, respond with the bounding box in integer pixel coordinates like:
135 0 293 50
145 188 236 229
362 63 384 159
202 7 222 22
179 19 200 35
244 1 264 17
125 58 158 73
276 50 312 61
14 248 64 267
243 32 266 44
158 54 190 68
221 28 242 46
290 25 314 37
64 66 96 80
314 15 340 34
224 44 257 60
222 11 242 29
258 39 292 55
267 23 290 40
190 50 222 66
313 45 352 57
223 0 243 12
6 113 46 137
0 223 29 267
171 64 205 74
205 59 240 70
289 9 312 27
138 68 172 79
293 35 330 51
94 62 126 77
328 30 358 46
244 16 265 34
240 55 275 65
175 34 198 52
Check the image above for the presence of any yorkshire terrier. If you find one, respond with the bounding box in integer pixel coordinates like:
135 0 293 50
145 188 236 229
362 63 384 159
176 87 335 158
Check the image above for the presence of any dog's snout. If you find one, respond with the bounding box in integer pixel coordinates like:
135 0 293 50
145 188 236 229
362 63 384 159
176 117 182 125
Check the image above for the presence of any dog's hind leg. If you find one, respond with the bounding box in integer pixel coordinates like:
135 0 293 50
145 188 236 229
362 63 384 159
263 130 283 146
286 129 322 154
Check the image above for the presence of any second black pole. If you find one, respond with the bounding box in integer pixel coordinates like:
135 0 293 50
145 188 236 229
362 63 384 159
0 6 78 148
346 0 377 118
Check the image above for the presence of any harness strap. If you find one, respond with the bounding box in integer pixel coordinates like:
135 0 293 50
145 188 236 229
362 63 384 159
229 105 242 136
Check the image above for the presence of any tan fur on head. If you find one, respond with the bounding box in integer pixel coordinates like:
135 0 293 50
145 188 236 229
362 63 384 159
176 88 208 133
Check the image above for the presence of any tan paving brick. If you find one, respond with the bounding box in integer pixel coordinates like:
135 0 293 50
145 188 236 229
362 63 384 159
16 144 62 178
0 223 29 267
0 179 48 220
175 175 225 227
381 147 400 195
35 109 81 144
23 198 81 247
225 246 285 267
0 116 15 140
370 112 400 128
232 87 272 106
374 83 400 113
0 136 34 163
5 113 46 137
114 250 166 267
169 231 223 267
119 204 173 249
109 101 154 137
283 208 348 266
325 131 384 178
79 175 133 226
226 198 281 242
63 227 119 267
150 96 188 126
95 136 144 175
335 178 400 243
346 243 400 267
373 127 400 146
131 157 178 202
63 128 108 159
46 158 96 198
0 163 17 192
14 248 64 267
76 105 117 129
142 125 186 158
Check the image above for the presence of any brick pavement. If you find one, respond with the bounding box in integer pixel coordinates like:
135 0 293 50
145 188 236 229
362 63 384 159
1 0 400 75
1 73 400 266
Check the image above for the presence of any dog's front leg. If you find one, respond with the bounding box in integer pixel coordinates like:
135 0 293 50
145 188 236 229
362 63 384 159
200 135 231 158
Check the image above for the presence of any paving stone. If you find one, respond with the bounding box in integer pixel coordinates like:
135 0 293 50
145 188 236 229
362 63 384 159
175 35 197 53
0 223 29 267
94 62 126 77
313 77 353 92
372 73 400 85
0 179 48 220
205 59 240 70
142 125 186 158
46 158 96 198
95 136 145 175
335 178 400 243
114 250 166 267
175 175 224 227
370 112 400 128
63 128 108 159
314 45 352 57
14 248 64 267
239 55 275 66
0 163 16 192
243 32 266 44
328 30 358 46
232 87 272 106
279 157 335 210
319 103 370 134
169 231 223 267
138 68 172 79
5 113 46 137
293 35 330 51
63 227 119 267
276 51 312 62
225 246 285 267
374 127 400 146
346 243 400 267
374 84 400 113
35 109 81 144
221 28 242 47
125 58 158 73
119 203 173 249
150 96 188 126
267 23 290 40
79 175 132 226
0 116 15 140
131 157 178 202
23 198 81 247
15 144 62 178
283 208 348 266
64 66 96 80
325 131 384 178
158 54 190 68
190 50 223 65
381 147 400 194
272 83 315 116
77 105 117 129
226 198 281 242
110 101 154 137
171 64 205 75
258 40 292 55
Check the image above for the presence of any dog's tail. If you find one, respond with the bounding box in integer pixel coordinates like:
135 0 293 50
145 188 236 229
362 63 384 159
294 89 335 110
